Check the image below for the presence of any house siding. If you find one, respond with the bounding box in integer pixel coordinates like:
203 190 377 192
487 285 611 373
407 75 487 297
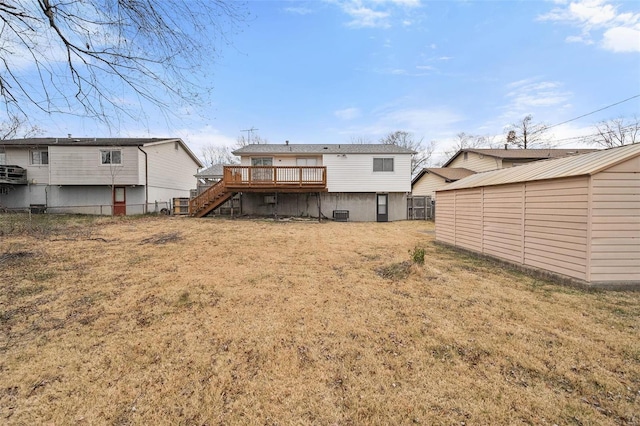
49 145 141 185
145 141 200 201
323 153 411 193
240 192 407 222
590 158 640 282
447 152 502 172
412 173 448 198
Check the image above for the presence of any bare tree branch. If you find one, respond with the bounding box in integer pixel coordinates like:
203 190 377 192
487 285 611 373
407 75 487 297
505 115 551 149
379 130 434 177
589 116 639 148
0 0 248 124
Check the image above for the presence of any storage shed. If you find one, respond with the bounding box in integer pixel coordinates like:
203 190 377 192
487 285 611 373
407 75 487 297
435 144 640 289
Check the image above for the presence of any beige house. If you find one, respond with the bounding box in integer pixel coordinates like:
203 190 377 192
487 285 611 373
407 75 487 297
443 148 597 172
435 144 640 289
411 167 475 198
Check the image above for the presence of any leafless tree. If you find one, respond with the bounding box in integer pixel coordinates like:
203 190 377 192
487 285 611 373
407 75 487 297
201 144 238 167
0 116 41 140
0 0 247 123
505 115 550 149
590 116 639 148
349 135 372 144
379 130 435 177
235 134 269 148
442 132 489 159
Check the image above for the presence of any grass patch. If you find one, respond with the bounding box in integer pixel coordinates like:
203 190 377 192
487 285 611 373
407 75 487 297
0 218 638 424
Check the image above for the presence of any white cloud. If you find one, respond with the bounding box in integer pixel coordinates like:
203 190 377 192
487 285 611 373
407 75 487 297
602 26 640 52
284 7 314 15
501 78 573 121
330 0 421 29
335 107 362 120
538 0 640 53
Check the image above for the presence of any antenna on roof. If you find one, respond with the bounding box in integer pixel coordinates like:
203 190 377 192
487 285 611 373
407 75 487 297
241 127 258 144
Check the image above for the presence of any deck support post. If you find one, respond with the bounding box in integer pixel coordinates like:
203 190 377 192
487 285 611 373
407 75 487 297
318 192 321 223
274 192 278 220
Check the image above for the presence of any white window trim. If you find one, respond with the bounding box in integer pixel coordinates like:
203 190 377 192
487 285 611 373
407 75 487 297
30 149 49 166
100 149 122 165
373 157 394 172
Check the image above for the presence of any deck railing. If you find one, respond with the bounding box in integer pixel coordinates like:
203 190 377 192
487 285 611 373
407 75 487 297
0 165 27 185
223 166 327 189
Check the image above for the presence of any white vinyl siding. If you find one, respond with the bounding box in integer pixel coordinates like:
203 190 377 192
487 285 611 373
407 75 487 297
323 153 411 193
49 146 141 185
144 140 201 200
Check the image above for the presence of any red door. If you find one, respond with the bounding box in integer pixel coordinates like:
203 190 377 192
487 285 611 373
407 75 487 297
113 187 126 215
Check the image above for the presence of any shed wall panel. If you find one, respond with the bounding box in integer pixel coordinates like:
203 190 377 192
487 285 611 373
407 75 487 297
590 170 640 282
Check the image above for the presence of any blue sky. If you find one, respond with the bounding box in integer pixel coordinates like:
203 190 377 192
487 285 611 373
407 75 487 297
26 0 640 165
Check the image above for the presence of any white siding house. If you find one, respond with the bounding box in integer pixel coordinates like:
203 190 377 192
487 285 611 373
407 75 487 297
218 143 415 221
435 144 640 289
0 137 202 215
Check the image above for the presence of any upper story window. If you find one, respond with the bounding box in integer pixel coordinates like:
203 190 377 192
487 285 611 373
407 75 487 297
30 150 49 165
251 157 273 166
101 149 122 165
0 151 5 165
373 158 394 172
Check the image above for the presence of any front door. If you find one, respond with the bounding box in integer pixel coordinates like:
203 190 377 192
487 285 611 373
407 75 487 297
113 187 126 215
377 194 388 222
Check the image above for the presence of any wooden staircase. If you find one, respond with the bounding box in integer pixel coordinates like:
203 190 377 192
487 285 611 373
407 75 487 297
189 179 235 218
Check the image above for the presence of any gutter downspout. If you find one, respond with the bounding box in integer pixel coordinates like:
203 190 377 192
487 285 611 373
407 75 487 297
138 146 148 213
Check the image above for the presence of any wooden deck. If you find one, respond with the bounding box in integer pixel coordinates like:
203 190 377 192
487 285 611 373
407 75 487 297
223 166 327 192
189 166 327 217
0 165 27 185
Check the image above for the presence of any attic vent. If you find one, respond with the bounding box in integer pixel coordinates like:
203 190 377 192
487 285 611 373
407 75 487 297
174 141 179 151
323 147 328 150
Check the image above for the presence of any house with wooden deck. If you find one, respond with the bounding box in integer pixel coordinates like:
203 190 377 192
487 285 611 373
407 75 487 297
435 143 640 289
0 137 202 215
190 143 415 221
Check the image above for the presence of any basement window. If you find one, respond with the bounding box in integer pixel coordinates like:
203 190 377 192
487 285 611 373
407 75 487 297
101 149 122 165
373 158 394 172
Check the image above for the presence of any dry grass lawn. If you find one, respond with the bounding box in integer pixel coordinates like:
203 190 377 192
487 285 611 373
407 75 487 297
1 215 639 425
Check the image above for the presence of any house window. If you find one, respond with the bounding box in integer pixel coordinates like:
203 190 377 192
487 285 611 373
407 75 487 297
0 151 5 165
101 150 122 165
30 150 49 165
251 157 273 166
373 158 394 172
296 158 317 166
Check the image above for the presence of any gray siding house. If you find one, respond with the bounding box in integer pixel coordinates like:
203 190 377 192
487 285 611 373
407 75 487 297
0 137 202 215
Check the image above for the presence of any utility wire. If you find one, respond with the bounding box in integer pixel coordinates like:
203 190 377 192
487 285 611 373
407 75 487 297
535 93 640 134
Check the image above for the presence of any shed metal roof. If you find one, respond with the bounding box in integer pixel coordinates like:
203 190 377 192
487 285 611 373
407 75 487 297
438 143 640 192
233 143 415 155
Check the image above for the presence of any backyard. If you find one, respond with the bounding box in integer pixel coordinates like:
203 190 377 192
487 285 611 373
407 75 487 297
1 215 639 424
